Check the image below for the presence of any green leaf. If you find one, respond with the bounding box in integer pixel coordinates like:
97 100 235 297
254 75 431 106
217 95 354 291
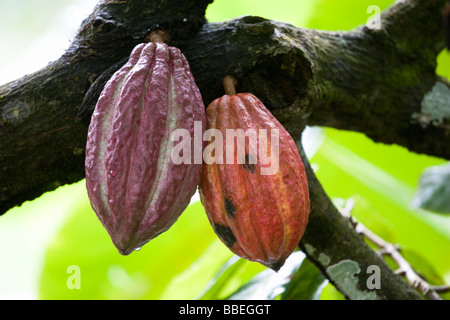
225 269 277 300
437 51 450 79
412 163 450 214
225 251 306 300
310 128 450 289
159 240 234 300
281 257 327 300
196 256 247 300
399 247 450 300
38 194 224 299
195 253 266 300
319 283 346 300
400 247 446 286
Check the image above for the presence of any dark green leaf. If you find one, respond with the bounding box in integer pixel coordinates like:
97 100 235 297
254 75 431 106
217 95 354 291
225 269 278 300
197 256 246 300
412 163 450 214
400 247 446 286
225 251 306 300
281 258 327 300
39 200 224 299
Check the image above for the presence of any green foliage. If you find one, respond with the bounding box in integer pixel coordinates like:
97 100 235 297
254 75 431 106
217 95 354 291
311 128 450 281
197 256 265 300
222 251 306 300
281 257 327 300
39 199 235 299
38 0 450 300
412 163 450 214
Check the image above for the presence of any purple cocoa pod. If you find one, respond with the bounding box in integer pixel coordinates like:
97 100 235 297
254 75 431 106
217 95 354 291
85 42 206 255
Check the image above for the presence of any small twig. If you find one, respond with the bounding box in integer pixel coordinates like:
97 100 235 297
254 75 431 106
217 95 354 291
432 285 450 293
338 198 447 300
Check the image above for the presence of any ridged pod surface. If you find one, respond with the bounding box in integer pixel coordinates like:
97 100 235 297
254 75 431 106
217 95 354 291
85 42 206 255
199 93 309 271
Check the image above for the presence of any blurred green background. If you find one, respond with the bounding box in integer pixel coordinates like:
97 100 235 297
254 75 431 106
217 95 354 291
1 0 449 300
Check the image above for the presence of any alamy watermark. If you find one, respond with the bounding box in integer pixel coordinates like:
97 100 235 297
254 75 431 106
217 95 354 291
170 121 280 176
66 265 81 289
366 264 381 290
367 5 381 30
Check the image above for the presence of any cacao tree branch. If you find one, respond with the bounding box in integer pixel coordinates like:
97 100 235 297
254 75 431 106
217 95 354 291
295 141 422 300
338 198 445 300
1 0 447 213
0 0 213 214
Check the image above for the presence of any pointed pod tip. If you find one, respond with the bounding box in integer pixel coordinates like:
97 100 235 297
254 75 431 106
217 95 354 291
269 259 285 272
115 242 140 255
117 247 134 256
115 240 149 256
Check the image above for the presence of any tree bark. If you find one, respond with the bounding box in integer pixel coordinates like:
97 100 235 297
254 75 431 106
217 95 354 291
1 0 448 299
296 142 421 300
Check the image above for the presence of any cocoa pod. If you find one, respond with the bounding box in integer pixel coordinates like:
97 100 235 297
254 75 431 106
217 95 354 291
199 90 309 271
85 42 206 255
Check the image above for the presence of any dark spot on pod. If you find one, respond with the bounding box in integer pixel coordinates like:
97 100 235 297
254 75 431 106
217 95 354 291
213 224 236 248
224 197 235 219
243 154 256 173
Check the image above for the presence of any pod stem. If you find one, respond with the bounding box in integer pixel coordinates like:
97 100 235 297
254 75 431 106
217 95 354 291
146 30 170 43
223 75 237 95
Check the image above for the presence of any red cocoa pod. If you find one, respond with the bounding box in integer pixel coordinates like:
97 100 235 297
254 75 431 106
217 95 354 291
199 92 309 271
85 42 206 255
